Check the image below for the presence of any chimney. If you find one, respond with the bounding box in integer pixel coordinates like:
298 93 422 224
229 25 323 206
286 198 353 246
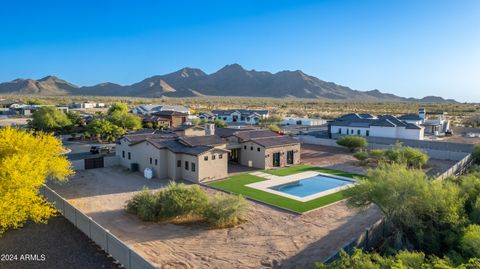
205 123 215 136
419 108 426 120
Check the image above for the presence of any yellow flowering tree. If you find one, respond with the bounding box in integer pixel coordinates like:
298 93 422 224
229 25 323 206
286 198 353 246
0 127 73 234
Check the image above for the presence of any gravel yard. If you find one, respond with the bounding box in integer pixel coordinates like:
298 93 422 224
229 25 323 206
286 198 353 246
48 167 382 269
0 216 119 269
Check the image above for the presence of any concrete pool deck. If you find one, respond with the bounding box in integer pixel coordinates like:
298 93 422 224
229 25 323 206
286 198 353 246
247 171 356 202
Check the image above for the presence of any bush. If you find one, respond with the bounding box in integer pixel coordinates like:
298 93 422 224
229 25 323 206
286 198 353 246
473 144 480 164
268 124 281 133
401 147 429 168
460 224 480 258
353 151 369 166
336 136 368 152
203 194 249 228
126 189 159 221
157 182 209 220
368 149 386 161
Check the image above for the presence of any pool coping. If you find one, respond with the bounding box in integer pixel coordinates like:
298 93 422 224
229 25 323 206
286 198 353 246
246 171 356 202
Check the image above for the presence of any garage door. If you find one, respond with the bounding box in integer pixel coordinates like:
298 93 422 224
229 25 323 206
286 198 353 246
84 157 104 169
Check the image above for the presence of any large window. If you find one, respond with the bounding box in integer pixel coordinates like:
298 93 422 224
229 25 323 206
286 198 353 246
128 152 131 160
185 161 189 170
357 130 361 135
212 154 216 160
366 130 370 136
191 163 196 172
149 157 152 164
177 160 181 167
338 128 342 134
272 152 280 167
122 151 125 158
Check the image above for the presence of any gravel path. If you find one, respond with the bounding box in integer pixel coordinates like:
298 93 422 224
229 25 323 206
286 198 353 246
0 216 120 269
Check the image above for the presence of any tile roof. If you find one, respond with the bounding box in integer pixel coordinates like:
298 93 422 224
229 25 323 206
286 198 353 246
251 136 300 148
179 135 226 147
152 111 188 117
234 130 279 141
212 109 269 117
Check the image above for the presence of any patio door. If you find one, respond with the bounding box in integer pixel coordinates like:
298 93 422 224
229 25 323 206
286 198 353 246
229 148 239 162
287 150 294 165
272 152 280 167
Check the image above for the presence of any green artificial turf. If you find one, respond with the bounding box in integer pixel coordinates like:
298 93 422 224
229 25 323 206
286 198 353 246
208 165 363 213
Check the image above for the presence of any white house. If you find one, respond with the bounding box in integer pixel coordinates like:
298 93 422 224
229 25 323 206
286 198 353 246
329 113 424 140
133 105 190 116
281 117 326 126
212 109 269 125
399 108 450 136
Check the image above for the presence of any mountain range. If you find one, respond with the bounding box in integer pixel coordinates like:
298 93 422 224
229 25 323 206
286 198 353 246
0 64 456 102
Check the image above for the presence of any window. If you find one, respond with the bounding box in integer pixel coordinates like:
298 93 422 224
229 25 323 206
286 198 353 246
191 163 196 172
122 151 125 158
250 146 253 151
155 159 158 165
219 154 223 159
287 150 294 165
149 157 152 164
338 128 342 134
128 152 131 160
185 161 189 170
366 130 370 136
244 145 247 149
177 160 181 167
257 147 260 152
204 156 208 161
357 130 360 135
212 154 216 160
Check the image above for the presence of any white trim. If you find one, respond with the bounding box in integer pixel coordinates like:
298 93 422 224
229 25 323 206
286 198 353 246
246 171 356 202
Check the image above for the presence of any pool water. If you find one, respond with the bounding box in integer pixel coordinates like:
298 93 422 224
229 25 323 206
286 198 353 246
270 175 353 198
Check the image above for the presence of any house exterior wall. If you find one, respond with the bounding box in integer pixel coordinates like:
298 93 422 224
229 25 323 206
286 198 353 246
182 128 206 137
239 142 266 169
330 125 424 140
197 150 228 182
264 144 301 169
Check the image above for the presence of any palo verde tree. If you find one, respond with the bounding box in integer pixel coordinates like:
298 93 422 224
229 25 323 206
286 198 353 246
29 106 72 132
107 103 142 130
0 127 73 234
346 164 466 255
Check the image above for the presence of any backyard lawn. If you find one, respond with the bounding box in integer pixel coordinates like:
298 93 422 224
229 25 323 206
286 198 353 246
208 165 365 213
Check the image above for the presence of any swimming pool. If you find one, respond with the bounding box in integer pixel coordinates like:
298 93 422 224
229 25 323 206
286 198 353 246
269 175 354 198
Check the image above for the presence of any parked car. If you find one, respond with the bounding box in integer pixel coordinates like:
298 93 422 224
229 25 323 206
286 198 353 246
90 145 114 154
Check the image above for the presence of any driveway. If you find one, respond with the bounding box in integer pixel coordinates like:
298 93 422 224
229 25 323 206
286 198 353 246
48 167 382 269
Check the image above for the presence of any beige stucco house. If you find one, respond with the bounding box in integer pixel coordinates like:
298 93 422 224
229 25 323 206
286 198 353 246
116 125 301 183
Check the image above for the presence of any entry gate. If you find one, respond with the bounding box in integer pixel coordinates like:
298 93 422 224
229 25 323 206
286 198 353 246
84 157 104 169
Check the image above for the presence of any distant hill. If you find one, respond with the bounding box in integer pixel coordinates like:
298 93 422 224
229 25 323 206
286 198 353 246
0 64 456 102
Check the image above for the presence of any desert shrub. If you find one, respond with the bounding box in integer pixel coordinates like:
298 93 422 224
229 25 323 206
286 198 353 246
126 188 159 221
157 182 209 220
368 149 386 161
460 224 480 258
473 144 480 164
336 136 368 152
353 151 369 165
203 194 249 228
268 124 281 133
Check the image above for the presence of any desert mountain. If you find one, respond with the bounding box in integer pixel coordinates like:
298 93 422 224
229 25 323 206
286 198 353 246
0 64 456 102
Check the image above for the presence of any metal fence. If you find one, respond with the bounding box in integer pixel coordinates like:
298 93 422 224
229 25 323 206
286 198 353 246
40 186 158 269
323 218 389 263
436 153 474 180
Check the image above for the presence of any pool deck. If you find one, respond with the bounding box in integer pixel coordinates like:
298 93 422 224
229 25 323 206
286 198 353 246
247 171 355 202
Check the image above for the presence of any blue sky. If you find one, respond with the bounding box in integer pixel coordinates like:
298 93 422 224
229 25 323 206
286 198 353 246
1 0 479 102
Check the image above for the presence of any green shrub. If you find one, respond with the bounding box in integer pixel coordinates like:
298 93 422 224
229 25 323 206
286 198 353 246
203 194 249 228
268 124 281 133
336 136 368 152
353 151 369 161
126 189 159 221
369 149 386 161
473 144 480 164
460 224 480 258
401 147 429 168
157 182 209 220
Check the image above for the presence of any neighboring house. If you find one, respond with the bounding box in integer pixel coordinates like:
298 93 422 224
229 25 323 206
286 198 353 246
0 99 16 115
399 108 450 136
212 109 269 125
281 117 326 126
116 125 301 182
149 111 188 128
142 115 172 128
69 102 106 109
198 112 216 121
328 113 424 140
132 104 190 115
8 104 69 116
